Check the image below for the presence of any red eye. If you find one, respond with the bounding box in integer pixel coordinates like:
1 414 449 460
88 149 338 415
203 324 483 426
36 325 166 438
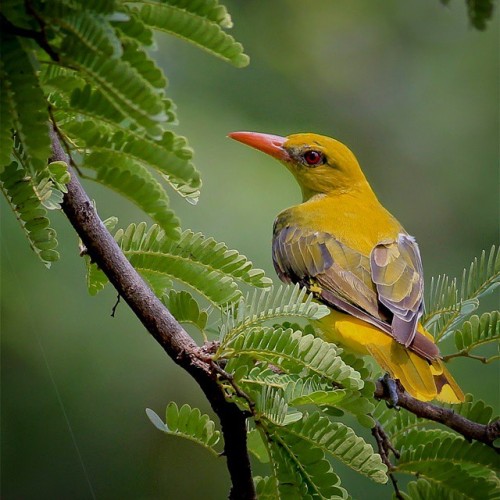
303 150 322 165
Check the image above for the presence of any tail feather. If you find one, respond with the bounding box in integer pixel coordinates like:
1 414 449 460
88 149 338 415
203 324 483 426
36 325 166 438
366 342 437 401
316 310 465 403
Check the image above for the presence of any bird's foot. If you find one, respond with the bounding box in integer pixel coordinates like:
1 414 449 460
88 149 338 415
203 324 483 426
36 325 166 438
379 373 399 409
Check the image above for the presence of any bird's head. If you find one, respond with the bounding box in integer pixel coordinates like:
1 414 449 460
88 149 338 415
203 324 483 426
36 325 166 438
229 131 369 201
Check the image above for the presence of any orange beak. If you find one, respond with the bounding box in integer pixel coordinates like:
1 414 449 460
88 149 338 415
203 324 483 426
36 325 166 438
228 131 289 161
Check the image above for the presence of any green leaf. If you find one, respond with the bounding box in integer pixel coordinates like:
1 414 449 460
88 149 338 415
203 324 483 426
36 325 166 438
424 246 500 341
164 0 234 28
134 2 249 67
401 477 471 500
120 39 166 90
112 8 155 47
55 10 124 58
396 429 500 498
247 429 270 464
0 162 59 267
449 311 500 363
0 75 14 172
162 290 208 331
267 427 348 499
438 394 497 425
220 284 329 347
60 33 167 136
256 386 302 426
108 223 269 305
219 327 364 390
254 476 279 499
278 412 388 483
0 33 51 173
64 120 200 203
146 403 220 455
84 151 181 239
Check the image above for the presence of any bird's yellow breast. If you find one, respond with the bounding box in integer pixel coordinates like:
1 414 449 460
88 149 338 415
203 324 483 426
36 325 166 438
277 189 404 256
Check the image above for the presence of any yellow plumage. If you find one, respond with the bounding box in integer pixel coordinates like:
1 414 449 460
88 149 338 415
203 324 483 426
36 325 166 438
229 131 464 403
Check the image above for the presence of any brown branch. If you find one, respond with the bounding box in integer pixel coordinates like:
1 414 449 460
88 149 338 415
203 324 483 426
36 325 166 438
51 128 256 499
374 379 500 452
371 422 402 499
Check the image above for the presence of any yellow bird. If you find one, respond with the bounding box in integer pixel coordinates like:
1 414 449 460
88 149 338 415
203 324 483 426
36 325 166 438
229 131 464 403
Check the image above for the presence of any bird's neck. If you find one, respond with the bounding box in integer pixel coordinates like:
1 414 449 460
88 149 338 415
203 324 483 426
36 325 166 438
300 175 376 203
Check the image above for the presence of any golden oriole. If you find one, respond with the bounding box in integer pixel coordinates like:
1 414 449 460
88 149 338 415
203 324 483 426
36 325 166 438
229 131 464 403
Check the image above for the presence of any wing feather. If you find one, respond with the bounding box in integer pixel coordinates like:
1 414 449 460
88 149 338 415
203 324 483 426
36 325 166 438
273 222 437 360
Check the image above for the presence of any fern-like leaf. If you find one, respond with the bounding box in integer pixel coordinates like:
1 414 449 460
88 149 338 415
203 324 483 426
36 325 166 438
219 284 330 346
0 162 59 267
267 427 348 499
164 0 233 28
54 9 124 58
254 475 279 498
256 386 302 426
91 223 270 304
396 429 500 498
84 151 180 239
0 75 14 172
0 32 51 173
146 403 220 455
162 290 208 331
112 8 155 47
276 412 388 483
60 33 167 136
424 246 500 341
247 429 270 464
439 393 498 425
401 477 472 500
64 120 200 203
133 2 249 67
445 311 500 364
218 328 363 390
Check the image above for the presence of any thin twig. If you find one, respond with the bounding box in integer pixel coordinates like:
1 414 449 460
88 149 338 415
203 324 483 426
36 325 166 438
211 361 256 414
371 422 402 499
374 379 500 452
111 294 120 318
442 350 498 364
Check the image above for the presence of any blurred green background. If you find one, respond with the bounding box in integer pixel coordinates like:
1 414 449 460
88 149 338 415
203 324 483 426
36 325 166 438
2 1 498 498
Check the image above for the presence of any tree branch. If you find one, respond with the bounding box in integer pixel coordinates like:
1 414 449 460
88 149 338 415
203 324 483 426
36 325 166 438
51 128 256 499
374 379 500 452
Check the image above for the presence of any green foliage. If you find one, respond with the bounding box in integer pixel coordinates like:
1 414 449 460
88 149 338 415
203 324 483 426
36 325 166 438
424 245 500 341
395 430 500 498
373 395 500 499
275 413 388 483
3 2 499 499
0 162 59 267
267 433 348 499
162 290 209 333
217 327 363 390
85 221 270 304
131 1 249 67
447 311 500 364
146 403 220 455
219 284 330 346
0 31 51 174
1 0 248 262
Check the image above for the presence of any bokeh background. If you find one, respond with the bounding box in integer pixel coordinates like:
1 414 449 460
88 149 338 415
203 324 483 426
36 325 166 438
2 1 498 498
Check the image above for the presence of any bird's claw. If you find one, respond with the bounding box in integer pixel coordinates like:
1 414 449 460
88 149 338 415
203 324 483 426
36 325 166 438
380 373 399 409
